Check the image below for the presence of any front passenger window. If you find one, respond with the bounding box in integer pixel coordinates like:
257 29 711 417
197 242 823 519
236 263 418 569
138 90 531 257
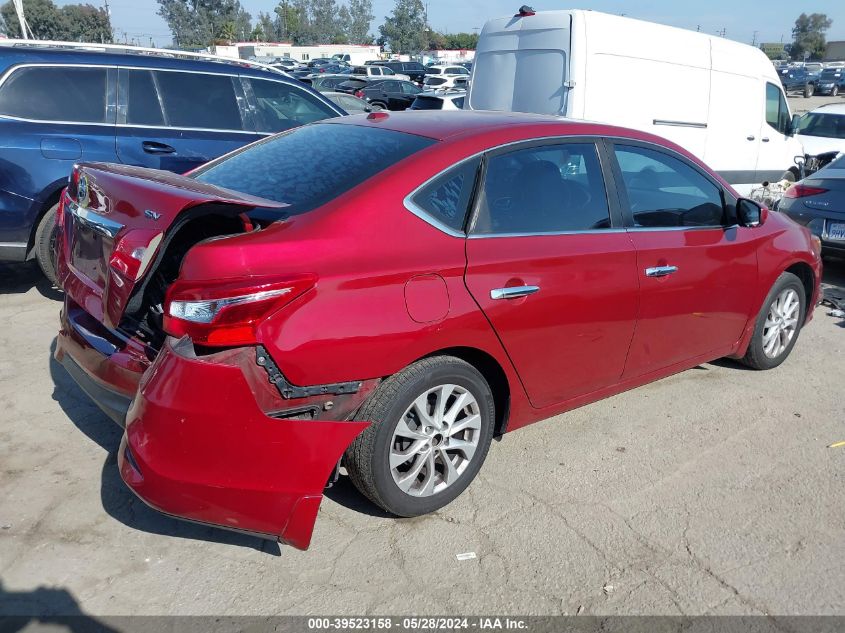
614 145 726 228
472 143 611 235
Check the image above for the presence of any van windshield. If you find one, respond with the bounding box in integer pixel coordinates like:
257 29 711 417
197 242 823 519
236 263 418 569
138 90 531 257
470 49 568 115
192 124 436 215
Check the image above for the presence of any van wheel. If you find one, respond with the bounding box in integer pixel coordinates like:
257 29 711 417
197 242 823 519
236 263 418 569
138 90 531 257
345 356 495 517
779 168 797 183
740 272 805 370
803 83 814 98
34 203 60 287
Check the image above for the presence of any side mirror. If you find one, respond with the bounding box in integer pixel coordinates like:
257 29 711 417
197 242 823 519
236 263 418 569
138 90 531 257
737 198 767 228
789 114 801 136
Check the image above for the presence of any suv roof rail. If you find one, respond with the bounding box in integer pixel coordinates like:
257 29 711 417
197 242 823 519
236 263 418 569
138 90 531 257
0 39 288 75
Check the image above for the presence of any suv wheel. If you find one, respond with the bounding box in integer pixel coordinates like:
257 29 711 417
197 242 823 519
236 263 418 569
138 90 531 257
34 203 60 286
346 356 495 516
803 83 814 98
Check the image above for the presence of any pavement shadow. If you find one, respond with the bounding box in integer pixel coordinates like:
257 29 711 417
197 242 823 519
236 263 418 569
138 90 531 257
0 580 120 630
47 338 282 556
0 261 62 301
324 473 392 519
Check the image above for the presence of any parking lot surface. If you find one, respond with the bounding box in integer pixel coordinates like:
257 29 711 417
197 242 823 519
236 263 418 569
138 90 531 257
0 253 843 617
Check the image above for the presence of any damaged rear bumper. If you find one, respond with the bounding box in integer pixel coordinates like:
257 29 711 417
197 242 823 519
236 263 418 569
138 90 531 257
118 337 369 550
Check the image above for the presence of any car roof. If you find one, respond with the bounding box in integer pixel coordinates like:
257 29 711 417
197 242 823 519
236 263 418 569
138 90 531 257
0 44 293 81
320 110 685 146
811 104 845 115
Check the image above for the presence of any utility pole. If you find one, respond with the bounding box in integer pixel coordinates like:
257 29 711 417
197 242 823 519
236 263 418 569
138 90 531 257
103 0 113 42
752 30 758 46
12 0 31 39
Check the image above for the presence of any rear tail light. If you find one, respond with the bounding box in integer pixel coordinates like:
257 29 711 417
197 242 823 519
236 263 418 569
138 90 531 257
810 234 822 259
108 230 163 280
515 4 536 17
354 89 365 98
163 274 316 346
783 184 828 198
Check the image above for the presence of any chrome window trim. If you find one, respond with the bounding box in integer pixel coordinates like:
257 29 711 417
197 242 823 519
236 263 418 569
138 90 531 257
403 133 736 239
625 224 740 233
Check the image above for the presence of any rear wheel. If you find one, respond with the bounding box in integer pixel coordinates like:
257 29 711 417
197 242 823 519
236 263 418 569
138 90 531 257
346 356 495 516
34 203 60 287
803 83 814 98
740 272 805 370
370 101 388 110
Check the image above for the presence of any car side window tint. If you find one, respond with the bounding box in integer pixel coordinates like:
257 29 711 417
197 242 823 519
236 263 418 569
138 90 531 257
473 143 611 235
410 158 480 232
154 71 242 130
614 145 726 228
124 70 164 126
0 66 108 123
246 78 336 133
765 83 790 135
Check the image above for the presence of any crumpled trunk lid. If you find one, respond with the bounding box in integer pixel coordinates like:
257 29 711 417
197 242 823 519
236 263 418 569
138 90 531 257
58 163 286 330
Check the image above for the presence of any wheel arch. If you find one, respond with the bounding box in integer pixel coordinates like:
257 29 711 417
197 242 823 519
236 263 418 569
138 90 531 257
784 261 815 323
26 184 65 257
419 346 511 439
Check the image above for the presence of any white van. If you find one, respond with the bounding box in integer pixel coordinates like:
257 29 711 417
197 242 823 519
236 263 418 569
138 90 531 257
466 9 804 193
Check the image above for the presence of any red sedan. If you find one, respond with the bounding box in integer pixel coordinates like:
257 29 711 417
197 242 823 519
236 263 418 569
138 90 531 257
55 111 821 549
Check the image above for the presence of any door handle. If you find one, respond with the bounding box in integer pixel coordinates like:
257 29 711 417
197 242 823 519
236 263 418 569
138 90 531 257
490 285 540 300
645 266 678 278
761 137 770 143
746 135 756 141
142 141 176 155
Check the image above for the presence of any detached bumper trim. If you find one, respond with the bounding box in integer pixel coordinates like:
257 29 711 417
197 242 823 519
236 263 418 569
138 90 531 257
61 354 131 427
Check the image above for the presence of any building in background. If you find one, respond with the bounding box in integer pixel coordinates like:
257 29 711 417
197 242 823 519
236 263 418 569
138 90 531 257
213 42 381 65
420 49 475 64
824 41 845 62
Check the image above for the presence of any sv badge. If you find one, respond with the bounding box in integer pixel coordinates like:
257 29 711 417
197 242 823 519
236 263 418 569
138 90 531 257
144 209 162 221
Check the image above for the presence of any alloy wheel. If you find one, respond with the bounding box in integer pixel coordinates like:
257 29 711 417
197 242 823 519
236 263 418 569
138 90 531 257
762 288 800 358
389 384 481 497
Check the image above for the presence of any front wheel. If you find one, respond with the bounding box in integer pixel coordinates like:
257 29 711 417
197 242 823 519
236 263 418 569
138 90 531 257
803 83 814 98
345 356 495 517
740 272 806 370
832 86 840 97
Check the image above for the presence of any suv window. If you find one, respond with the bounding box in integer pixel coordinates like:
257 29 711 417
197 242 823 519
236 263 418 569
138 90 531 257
410 158 480 232
613 145 726 228
123 70 164 126
765 83 791 135
0 65 108 123
473 143 611 235
154 71 242 130
193 124 435 215
246 78 337 133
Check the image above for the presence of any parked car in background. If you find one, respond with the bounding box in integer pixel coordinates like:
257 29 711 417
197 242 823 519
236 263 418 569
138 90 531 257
309 63 349 75
423 74 469 90
425 64 470 79
815 68 845 96
323 91 382 113
780 67 821 97
307 74 354 92
409 89 466 110
55 111 820 551
271 58 304 71
370 60 427 84
0 41 342 283
468 9 805 195
796 104 845 156
779 153 845 256
351 65 411 81
339 78 422 110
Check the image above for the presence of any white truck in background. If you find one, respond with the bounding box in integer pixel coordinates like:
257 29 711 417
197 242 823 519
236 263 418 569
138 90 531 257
466 9 804 194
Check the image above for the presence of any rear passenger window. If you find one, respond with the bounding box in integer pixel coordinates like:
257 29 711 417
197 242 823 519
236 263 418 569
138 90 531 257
154 71 242 130
614 145 726 227
410 158 481 233
472 143 611 235
0 66 108 123
246 78 337 133
765 83 790 135
123 70 164 126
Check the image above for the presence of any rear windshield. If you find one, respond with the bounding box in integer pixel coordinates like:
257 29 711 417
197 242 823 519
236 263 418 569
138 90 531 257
411 96 443 110
192 124 435 215
820 69 843 79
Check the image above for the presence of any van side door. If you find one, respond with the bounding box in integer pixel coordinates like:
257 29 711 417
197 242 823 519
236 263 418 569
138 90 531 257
116 68 258 173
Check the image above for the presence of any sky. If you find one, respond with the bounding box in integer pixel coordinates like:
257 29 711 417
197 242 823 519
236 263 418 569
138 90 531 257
53 0 845 49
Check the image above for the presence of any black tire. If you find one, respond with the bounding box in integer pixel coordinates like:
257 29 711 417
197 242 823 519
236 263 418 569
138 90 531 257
33 203 60 287
370 101 388 110
803 83 814 98
345 356 495 517
779 168 797 183
740 272 806 370
832 86 840 97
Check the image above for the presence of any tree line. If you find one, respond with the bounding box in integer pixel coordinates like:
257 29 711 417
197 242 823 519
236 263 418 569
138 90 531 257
0 0 111 42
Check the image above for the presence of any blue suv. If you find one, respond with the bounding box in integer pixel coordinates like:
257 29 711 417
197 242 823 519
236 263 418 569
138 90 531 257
0 42 344 283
